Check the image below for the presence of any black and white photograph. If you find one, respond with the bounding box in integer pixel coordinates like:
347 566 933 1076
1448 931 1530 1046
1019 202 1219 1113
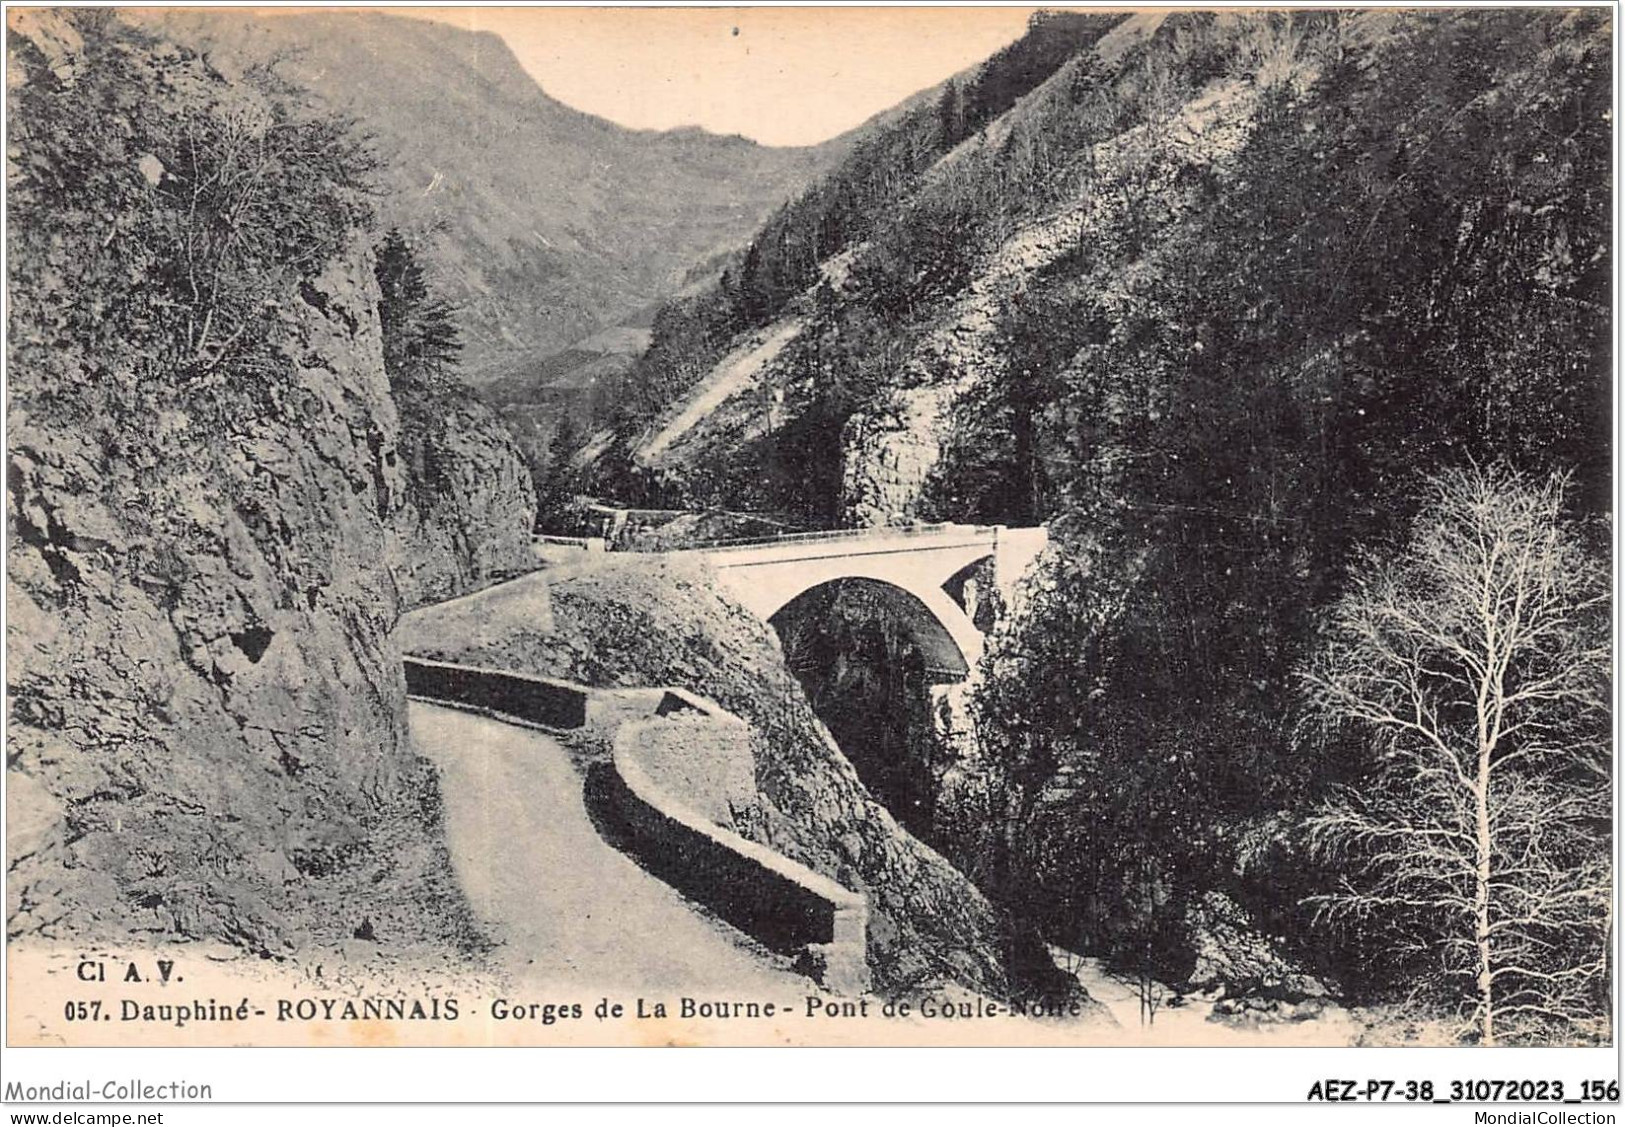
2 0 1615 1083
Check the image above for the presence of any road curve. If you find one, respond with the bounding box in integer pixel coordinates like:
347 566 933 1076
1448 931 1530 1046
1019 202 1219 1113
408 701 805 993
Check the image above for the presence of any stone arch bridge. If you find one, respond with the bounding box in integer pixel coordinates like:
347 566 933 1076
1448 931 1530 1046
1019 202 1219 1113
662 524 1048 680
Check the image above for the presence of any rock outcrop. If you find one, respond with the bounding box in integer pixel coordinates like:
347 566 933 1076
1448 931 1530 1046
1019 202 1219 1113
1183 892 1330 1002
5 12 530 955
5 240 463 950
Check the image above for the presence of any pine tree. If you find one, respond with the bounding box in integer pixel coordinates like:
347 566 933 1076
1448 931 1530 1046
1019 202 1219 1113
375 229 460 385
937 79 965 148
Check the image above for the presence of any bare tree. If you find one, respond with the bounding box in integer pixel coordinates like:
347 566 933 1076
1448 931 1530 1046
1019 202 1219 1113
1303 464 1609 1045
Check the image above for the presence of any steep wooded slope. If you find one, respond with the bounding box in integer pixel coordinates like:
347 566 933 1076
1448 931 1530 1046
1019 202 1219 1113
583 7 1611 996
597 9 1607 526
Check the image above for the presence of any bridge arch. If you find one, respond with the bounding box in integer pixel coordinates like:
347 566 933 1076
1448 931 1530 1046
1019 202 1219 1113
700 527 1009 683
766 577 964 838
685 522 1045 843
767 576 976 682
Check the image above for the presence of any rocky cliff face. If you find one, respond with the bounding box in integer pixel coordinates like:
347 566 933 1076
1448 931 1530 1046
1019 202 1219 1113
5 243 464 951
390 376 538 608
396 559 1093 1007
6 12 529 954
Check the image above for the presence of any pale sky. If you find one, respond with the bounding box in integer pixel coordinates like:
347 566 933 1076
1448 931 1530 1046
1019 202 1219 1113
392 6 1046 147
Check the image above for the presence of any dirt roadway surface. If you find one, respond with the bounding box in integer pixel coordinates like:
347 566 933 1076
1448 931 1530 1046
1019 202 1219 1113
409 701 808 994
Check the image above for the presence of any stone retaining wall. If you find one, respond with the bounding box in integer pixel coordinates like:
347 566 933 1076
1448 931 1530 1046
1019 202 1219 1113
602 705 871 995
402 657 870 992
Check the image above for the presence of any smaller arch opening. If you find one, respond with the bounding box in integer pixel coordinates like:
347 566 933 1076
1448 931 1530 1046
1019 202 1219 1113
941 554 1000 632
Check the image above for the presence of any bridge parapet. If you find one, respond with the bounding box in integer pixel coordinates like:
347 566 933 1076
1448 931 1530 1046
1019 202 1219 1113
657 521 988 555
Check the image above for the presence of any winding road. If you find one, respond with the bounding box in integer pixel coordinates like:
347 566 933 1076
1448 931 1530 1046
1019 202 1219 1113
408 701 805 993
